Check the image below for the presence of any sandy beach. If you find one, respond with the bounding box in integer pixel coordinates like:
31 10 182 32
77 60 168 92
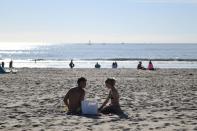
0 68 197 131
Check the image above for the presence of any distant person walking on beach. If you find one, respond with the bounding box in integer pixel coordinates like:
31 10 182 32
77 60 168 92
99 78 122 115
147 60 155 70
112 61 118 68
69 60 75 68
1 61 5 68
9 60 13 69
137 61 146 70
64 77 87 115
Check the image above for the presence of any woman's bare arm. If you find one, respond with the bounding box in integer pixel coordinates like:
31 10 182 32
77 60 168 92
99 95 110 110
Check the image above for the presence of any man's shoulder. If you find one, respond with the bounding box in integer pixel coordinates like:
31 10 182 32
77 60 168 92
68 87 85 97
69 87 85 92
112 88 118 94
69 87 78 92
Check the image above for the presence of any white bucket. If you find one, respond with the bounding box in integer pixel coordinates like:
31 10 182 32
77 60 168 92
81 100 98 115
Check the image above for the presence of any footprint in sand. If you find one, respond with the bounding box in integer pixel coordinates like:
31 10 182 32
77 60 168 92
180 120 186 124
151 117 159 122
164 123 171 127
32 124 42 127
13 124 22 128
155 126 163 130
174 128 188 131
141 124 148 127
172 123 180 127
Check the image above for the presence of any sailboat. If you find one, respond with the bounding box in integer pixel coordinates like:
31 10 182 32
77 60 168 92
88 40 92 45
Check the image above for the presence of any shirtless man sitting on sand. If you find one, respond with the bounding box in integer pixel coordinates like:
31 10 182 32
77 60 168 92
64 77 87 115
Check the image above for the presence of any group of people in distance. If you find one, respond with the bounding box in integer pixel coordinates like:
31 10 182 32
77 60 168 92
112 61 118 68
64 77 123 116
95 62 118 69
0 60 15 74
95 61 118 69
69 60 119 69
137 60 155 70
70 59 155 70
0 60 13 69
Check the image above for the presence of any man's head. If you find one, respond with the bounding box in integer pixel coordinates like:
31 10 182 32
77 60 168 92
105 78 116 89
77 77 87 88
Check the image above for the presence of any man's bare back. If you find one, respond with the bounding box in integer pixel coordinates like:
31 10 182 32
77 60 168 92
64 77 86 114
64 87 85 113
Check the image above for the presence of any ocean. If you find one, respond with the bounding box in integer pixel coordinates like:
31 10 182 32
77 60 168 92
0 43 197 68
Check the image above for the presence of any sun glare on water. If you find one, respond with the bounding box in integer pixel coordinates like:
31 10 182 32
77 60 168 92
0 42 51 50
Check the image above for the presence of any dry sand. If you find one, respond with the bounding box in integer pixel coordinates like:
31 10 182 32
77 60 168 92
0 68 197 131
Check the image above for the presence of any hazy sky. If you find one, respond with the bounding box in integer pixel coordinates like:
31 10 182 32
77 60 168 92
0 0 197 44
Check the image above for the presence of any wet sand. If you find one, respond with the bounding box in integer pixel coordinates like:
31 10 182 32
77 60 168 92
0 68 197 131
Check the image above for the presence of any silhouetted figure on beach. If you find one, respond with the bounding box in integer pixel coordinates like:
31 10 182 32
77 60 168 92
64 77 87 115
69 60 75 69
112 61 118 68
1 61 5 68
95 62 101 68
147 60 155 70
137 61 146 70
9 60 13 69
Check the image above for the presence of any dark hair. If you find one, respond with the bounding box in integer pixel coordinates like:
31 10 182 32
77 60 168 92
105 78 116 86
77 77 87 84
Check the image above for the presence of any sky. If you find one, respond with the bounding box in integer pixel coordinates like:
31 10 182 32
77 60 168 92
0 0 197 45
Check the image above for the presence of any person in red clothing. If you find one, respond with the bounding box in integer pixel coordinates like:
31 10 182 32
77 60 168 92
148 60 155 70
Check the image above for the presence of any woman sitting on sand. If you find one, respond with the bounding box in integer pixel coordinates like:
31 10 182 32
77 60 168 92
98 78 122 115
147 60 155 70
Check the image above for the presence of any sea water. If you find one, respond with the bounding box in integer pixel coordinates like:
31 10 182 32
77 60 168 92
0 43 197 68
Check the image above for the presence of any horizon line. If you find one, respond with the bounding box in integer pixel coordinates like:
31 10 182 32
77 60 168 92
0 42 197 44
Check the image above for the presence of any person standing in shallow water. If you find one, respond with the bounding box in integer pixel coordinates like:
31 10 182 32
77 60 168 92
99 78 123 115
64 77 87 115
69 60 75 68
